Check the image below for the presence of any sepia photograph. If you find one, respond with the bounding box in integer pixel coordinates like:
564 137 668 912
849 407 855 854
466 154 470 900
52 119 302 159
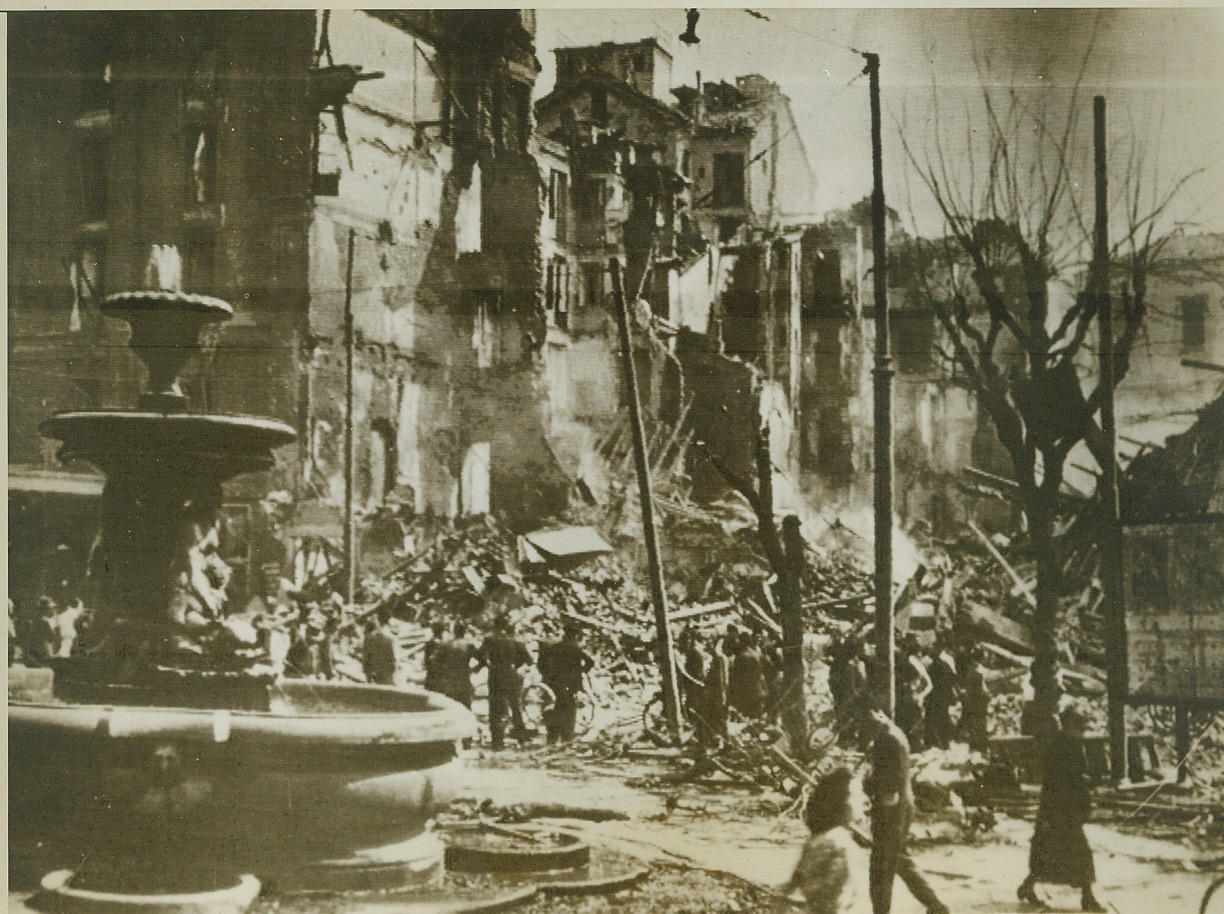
7 7 1224 914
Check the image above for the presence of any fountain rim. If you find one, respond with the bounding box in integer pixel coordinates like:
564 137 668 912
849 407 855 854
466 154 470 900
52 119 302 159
101 290 235 316
38 409 299 442
9 683 479 741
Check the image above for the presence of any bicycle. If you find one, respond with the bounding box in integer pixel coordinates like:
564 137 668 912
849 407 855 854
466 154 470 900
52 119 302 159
1203 873 1224 914
521 671 596 739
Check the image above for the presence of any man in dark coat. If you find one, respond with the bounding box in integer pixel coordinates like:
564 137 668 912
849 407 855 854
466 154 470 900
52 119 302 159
865 708 949 914
676 628 710 739
476 616 533 750
704 628 731 738
959 647 991 753
362 611 398 685
536 623 594 743
1018 708 1104 911
728 629 769 719
423 621 449 694
923 646 958 749
895 636 931 751
437 621 478 708
828 635 868 746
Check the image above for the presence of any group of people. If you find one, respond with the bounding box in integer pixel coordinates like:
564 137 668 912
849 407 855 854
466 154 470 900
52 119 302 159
786 700 1104 914
388 615 594 750
282 598 345 679
9 595 87 666
675 624 787 741
828 631 992 753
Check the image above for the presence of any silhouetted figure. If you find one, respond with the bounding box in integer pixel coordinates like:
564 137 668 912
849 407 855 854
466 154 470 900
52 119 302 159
676 628 711 739
285 615 321 678
362 613 397 685
728 630 769 719
21 597 61 667
476 616 532 750
831 636 872 747
865 708 949 914
895 637 931 750
959 648 991 753
704 628 731 738
423 621 448 693
537 623 594 743
436 622 478 708
1018 708 1104 912
924 647 957 749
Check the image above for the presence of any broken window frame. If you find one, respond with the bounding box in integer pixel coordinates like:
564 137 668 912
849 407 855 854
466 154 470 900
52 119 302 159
470 291 503 369
892 308 936 375
1180 294 1207 351
590 86 608 126
712 151 746 207
581 262 604 310
509 80 532 151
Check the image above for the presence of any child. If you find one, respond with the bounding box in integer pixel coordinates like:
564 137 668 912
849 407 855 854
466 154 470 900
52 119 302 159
782 767 859 914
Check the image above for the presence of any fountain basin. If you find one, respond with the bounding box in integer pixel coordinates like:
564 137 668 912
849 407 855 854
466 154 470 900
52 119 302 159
9 680 477 893
40 412 297 476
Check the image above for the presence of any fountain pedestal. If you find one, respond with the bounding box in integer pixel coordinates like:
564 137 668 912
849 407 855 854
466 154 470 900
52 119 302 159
11 291 476 910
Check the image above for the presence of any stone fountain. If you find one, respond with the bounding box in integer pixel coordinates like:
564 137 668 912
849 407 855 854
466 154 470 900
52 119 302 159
10 288 475 912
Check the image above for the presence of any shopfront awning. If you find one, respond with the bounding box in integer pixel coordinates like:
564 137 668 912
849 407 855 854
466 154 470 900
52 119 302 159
519 525 612 564
8 465 104 497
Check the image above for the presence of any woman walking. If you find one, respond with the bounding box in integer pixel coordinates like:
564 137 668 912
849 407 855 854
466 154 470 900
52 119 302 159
1018 707 1105 912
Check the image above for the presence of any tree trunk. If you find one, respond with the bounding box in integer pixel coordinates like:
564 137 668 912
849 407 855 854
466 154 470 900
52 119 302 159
776 559 809 752
754 427 808 751
1028 496 1062 712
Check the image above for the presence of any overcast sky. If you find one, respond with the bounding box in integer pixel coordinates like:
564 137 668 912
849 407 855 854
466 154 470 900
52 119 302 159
536 8 1224 240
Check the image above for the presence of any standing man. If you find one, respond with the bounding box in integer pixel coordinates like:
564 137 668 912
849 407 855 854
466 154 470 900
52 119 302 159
362 610 398 685
439 622 478 708
537 623 594 743
895 635 932 751
728 629 769 720
22 597 61 667
924 643 958 749
865 707 949 914
423 621 449 694
1017 708 1105 912
705 627 732 739
959 645 991 753
476 615 533 750
677 628 713 742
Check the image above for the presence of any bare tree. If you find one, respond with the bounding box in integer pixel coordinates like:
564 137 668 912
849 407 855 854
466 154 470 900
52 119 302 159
897 58 1213 709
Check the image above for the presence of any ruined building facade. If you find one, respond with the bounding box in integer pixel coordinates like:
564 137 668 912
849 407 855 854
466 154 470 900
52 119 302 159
533 39 823 511
9 10 562 606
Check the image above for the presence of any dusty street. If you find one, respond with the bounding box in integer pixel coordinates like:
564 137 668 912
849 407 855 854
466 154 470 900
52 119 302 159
449 746 1218 914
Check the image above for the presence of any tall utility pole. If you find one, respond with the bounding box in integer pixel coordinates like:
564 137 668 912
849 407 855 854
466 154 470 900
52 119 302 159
864 52 895 718
343 228 357 608
1095 96 1128 781
609 258 684 737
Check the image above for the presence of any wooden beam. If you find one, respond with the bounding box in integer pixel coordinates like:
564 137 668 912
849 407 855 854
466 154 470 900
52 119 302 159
966 520 1037 608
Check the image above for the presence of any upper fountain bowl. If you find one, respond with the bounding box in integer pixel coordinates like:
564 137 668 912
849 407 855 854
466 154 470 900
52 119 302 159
101 290 236 412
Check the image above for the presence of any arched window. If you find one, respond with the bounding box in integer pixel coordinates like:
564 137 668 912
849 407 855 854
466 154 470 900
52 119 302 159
368 420 397 507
